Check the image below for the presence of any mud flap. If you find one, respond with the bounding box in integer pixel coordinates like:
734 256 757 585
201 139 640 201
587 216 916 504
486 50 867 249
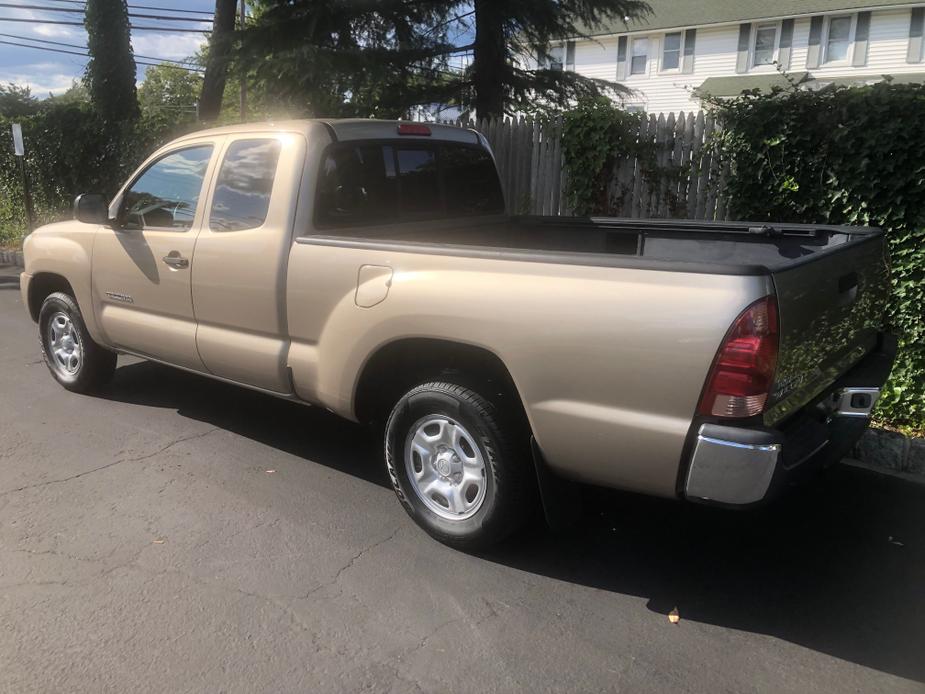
531 437 582 531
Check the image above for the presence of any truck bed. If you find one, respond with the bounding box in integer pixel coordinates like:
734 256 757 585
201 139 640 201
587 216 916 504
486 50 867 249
298 215 890 427
315 215 881 276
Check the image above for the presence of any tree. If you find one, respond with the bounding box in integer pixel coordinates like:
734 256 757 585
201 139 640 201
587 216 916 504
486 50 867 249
139 64 203 139
84 0 139 122
234 0 458 118
0 83 39 118
199 0 239 121
469 0 650 118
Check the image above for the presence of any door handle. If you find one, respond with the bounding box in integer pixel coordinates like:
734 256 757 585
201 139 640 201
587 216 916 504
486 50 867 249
162 252 189 269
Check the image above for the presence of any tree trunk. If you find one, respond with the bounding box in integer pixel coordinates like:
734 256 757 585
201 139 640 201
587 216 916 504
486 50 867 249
198 0 238 122
472 0 506 118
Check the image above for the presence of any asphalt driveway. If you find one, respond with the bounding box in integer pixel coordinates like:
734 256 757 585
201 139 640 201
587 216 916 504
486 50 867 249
0 265 922 693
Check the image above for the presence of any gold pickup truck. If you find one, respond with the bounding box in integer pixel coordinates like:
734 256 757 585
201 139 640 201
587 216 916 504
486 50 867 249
20 119 895 548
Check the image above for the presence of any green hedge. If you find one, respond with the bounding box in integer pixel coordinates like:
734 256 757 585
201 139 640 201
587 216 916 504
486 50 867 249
0 102 187 247
711 81 925 432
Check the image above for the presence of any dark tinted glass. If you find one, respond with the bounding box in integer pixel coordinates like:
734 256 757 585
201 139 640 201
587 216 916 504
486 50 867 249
122 145 212 230
441 145 504 216
315 142 504 228
396 148 440 218
316 144 398 227
210 139 282 231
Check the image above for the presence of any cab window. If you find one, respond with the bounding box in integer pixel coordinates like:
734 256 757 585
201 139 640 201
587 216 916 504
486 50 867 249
120 145 213 231
315 142 503 229
209 139 282 231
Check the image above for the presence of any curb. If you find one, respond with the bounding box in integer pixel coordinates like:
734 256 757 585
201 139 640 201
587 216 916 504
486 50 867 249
853 427 925 476
0 250 24 268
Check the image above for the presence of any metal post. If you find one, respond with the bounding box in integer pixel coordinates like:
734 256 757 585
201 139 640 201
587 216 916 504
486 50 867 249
18 157 34 232
239 0 247 122
11 124 34 232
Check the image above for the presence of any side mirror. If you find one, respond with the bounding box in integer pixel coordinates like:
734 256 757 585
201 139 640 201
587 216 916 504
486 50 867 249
73 194 109 225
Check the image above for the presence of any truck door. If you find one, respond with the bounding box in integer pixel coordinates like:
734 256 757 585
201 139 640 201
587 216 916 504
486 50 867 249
191 133 305 393
91 141 219 370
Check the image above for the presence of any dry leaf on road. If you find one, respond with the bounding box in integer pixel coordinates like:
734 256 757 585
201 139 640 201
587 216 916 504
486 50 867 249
668 607 680 624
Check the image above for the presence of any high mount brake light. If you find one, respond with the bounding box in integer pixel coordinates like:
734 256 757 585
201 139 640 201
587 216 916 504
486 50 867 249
397 123 431 136
698 295 779 418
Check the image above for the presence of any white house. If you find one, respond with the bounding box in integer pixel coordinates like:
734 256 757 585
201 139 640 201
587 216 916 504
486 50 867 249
541 0 925 113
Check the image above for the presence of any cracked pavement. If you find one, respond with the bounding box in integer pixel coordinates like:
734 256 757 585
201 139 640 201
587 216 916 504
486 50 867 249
1 266 923 693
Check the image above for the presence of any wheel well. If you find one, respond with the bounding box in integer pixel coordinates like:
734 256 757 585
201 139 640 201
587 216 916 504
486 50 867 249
354 338 529 427
28 273 75 322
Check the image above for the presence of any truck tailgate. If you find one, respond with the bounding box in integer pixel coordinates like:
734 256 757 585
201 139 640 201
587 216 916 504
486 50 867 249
766 233 890 424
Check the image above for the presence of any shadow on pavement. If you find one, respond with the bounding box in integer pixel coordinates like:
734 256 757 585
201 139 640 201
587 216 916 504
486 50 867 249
101 359 925 684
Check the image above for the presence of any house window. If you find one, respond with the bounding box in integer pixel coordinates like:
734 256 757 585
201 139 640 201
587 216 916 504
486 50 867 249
825 15 852 63
540 46 565 70
631 38 648 74
662 32 682 70
753 23 778 66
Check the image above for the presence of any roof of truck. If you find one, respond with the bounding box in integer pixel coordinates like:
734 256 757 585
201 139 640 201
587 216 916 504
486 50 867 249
171 119 480 145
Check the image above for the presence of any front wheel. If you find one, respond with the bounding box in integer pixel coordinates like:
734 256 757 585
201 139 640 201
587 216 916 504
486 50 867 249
384 382 535 550
39 292 116 393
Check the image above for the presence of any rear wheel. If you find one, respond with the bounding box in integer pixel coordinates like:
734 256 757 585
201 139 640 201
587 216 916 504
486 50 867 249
39 292 116 393
384 381 534 550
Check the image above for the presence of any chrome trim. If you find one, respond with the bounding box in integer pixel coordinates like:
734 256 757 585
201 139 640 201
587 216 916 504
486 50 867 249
698 436 780 452
832 387 880 418
685 426 781 505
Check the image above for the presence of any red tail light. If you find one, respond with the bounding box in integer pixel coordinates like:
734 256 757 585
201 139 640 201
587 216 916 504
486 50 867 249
698 295 779 418
397 123 431 136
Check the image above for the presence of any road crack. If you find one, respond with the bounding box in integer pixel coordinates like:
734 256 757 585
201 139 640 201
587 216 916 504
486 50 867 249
0 427 220 497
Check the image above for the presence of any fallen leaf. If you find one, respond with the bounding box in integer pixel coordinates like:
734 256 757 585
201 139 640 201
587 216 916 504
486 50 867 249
668 607 680 624
888 536 904 546
152 539 166 545
265 469 276 474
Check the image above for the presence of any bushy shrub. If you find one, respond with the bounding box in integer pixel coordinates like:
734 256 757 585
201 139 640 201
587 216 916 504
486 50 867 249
712 81 925 431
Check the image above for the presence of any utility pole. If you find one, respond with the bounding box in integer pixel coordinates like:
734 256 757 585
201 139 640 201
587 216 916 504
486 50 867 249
239 0 247 122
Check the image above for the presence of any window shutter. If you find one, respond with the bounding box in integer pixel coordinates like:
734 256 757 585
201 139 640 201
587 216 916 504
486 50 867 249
778 19 795 69
736 23 751 73
806 16 824 68
566 40 576 70
853 12 871 66
682 28 696 73
908 8 924 63
616 35 628 79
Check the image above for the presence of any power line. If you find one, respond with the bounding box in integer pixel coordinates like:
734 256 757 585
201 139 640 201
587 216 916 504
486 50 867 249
0 32 203 66
0 16 210 31
0 37 205 70
40 0 213 15
6 3 212 22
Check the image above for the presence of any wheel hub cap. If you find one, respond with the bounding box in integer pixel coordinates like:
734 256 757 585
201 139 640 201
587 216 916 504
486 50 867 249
47 312 82 375
404 416 487 521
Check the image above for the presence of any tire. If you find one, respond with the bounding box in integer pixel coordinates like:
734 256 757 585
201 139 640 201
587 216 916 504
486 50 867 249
38 292 116 393
384 381 535 550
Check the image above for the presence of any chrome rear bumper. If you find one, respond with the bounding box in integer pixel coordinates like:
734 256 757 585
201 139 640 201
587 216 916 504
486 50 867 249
685 431 782 505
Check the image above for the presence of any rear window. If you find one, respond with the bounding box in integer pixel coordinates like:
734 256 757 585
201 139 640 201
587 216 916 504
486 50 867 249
315 142 503 228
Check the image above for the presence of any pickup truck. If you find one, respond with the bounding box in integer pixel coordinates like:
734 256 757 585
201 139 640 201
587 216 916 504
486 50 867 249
20 119 895 549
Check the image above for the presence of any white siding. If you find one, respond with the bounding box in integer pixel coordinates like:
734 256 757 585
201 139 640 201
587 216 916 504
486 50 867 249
567 6 925 114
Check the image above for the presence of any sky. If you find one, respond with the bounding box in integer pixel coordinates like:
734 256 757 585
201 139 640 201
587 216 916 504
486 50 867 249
0 1 212 97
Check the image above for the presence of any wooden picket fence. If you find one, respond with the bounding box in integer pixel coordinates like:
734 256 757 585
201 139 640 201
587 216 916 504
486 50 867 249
447 111 731 220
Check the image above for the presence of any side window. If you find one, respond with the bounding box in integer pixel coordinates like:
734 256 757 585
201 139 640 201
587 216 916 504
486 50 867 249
121 145 212 231
316 144 398 227
209 139 282 231
441 146 504 216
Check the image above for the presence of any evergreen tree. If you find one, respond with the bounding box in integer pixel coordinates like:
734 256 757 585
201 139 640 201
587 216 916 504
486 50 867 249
470 0 650 118
84 0 139 122
234 0 458 118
